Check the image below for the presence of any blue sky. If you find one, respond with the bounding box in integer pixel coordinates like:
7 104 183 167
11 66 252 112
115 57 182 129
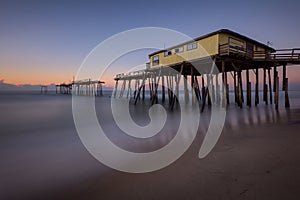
0 0 299 85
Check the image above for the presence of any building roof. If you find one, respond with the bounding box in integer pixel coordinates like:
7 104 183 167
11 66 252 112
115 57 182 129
148 29 275 57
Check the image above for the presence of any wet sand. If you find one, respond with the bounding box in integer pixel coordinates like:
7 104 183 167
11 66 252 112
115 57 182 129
0 92 300 200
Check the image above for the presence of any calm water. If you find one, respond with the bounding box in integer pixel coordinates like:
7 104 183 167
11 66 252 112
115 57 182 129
0 90 300 199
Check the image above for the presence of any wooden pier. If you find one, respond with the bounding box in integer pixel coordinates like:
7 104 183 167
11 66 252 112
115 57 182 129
49 79 105 96
113 29 300 110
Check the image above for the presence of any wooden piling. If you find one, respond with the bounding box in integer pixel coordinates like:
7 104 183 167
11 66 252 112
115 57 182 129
255 67 259 106
161 75 165 103
183 75 189 104
285 78 290 108
246 69 251 107
268 68 273 104
282 64 287 91
275 76 279 110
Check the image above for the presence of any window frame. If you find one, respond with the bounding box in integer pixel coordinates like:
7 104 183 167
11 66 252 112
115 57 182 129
187 42 198 51
152 55 159 66
175 46 184 53
164 50 172 57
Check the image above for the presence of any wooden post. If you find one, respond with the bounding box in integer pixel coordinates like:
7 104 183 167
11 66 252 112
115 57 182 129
161 75 165 103
275 76 279 110
246 69 251 107
207 74 212 106
222 61 226 107
127 79 131 98
282 64 287 91
238 71 243 108
255 67 259 106
285 78 290 108
191 67 195 105
195 75 201 101
216 73 220 105
268 68 273 104
225 72 229 104
113 80 118 98
234 71 237 103
263 67 267 103
273 65 277 92
142 83 145 101
183 75 189 104
202 76 205 105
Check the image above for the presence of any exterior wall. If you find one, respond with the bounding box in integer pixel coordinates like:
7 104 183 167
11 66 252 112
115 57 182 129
149 34 219 68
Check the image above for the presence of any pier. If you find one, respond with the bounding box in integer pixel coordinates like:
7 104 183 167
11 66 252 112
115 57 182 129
113 29 300 110
51 79 105 96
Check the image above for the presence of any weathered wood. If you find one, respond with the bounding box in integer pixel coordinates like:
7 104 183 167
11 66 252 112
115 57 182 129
246 69 251 107
207 74 212 106
113 80 119 98
268 68 273 104
222 61 226 107
126 79 131 98
183 75 189 104
282 64 287 91
255 67 259 106
238 71 243 108
201 87 208 112
285 78 290 108
234 71 237 103
215 73 220 105
161 75 165 103
273 65 277 92
275 76 279 110
263 67 267 103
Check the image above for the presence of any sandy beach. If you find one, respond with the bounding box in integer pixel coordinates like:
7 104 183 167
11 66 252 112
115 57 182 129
0 91 300 200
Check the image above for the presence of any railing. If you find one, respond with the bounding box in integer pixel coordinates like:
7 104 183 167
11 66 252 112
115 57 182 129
219 43 300 61
115 69 148 79
219 43 246 57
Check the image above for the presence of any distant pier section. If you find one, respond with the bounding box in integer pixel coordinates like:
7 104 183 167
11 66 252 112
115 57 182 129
43 79 105 96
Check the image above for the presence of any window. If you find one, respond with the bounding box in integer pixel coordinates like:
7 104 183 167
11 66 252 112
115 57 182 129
187 42 197 51
164 50 172 57
175 46 184 53
152 55 159 66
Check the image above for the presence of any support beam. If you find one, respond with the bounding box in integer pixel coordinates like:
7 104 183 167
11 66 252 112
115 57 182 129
255 67 259 106
268 68 273 104
285 78 290 108
282 64 287 91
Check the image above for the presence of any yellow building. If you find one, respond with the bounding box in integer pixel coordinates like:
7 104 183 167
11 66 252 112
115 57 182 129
148 29 275 68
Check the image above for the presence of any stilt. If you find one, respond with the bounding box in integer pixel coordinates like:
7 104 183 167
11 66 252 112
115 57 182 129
222 61 226 107
246 69 251 107
285 78 290 108
225 72 229 105
275 76 279 110
161 75 165 103
142 84 145 101
126 79 131 98
183 75 189 104
207 74 212 106
216 73 220 104
234 71 237 103
273 64 277 92
238 70 243 108
282 64 287 91
263 67 267 103
255 67 259 106
268 68 273 104
113 80 118 98
202 76 205 105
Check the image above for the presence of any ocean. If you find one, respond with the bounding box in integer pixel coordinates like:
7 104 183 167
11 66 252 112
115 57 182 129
1 90 300 199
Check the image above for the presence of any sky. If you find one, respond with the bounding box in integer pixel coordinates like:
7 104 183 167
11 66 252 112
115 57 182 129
0 0 300 87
